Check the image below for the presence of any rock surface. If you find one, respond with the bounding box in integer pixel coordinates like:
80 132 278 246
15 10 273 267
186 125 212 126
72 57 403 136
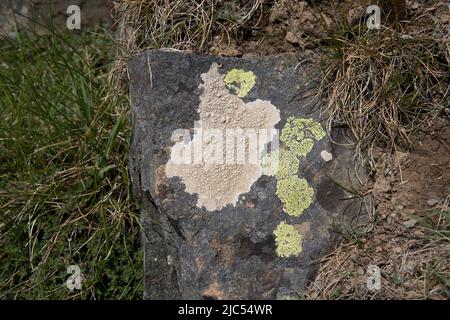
0 0 27 37
128 50 368 299
0 0 111 37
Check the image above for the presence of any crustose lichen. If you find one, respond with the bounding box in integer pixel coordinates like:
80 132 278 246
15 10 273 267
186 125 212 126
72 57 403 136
224 69 256 98
264 117 326 257
273 221 303 258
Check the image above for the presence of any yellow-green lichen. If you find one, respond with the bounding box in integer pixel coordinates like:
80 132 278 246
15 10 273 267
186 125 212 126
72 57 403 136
276 176 313 217
224 69 256 98
268 117 324 257
261 150 279 177
262 149 299 179
280 117 326 157
273 221 303 257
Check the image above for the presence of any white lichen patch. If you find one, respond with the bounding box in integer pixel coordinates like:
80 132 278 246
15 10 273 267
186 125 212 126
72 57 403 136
165 63 280 211
320 150 333 162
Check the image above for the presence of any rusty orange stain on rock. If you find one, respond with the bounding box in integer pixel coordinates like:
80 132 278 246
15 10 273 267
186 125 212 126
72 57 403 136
202 280 225 300
295 221 313 240
210 234 235 266
154 165 169 197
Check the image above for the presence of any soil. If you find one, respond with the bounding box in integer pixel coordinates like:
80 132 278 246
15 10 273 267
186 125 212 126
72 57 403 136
372 120 450 220
209 0 449 56
306 120 449 299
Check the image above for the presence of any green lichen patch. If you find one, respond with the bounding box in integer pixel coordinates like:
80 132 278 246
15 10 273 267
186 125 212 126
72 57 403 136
224 69 256 98
262 149 299 179
276 176 313 217
280 117 326 157
261 150 279 177
273 221 303 257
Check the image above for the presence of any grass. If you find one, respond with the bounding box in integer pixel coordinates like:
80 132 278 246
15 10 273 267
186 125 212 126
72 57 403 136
2 1 448 300
114 0 264 51
111 0 267 91
318 20 449 165
307 203 450 299
0 23 142 299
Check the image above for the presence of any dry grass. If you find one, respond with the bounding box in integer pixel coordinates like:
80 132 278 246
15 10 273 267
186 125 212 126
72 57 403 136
319 21 449 166
110 0 267 91
113 0 264 52
0 22 142 299
307 199 450 300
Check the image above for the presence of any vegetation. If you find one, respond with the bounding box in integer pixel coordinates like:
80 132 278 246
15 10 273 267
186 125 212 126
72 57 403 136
0 24 142 299
1 0 448 300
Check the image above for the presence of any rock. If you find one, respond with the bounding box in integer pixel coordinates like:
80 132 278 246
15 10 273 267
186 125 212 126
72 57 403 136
128 50 368 299
285 30 304 46
0 0 111 37
0 0 28 38
320 150 333 162
409 3 420 10
402 219 418 229
427 198 440 207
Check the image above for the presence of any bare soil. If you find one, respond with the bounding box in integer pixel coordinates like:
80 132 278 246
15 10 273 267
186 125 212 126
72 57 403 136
307 120 449 299
209 0 449 56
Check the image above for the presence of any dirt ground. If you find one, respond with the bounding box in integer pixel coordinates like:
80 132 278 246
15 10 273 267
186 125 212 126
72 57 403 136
209 0 449 56
307 120 449 299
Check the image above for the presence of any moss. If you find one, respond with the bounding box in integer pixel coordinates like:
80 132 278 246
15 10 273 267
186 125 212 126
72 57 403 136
273 221 303 257
280 117 326 157
261 149 299 179
224 69 256 98
276 176 313 217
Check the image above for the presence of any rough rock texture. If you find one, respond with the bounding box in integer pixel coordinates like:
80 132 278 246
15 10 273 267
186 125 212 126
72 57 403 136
0 0 27 37
128 50 368 300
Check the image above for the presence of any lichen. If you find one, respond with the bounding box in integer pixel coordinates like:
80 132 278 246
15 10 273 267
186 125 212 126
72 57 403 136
261 149 299 179
280 117 326 157
224 69 256 98
273 221 303 257
276 176 314 217
261 150 279 177
262 117 324 217
165 63 280 211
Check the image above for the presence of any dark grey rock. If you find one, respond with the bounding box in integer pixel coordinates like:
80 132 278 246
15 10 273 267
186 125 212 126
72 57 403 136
0 0 111 36
0 0 27 38
128 50 368 300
